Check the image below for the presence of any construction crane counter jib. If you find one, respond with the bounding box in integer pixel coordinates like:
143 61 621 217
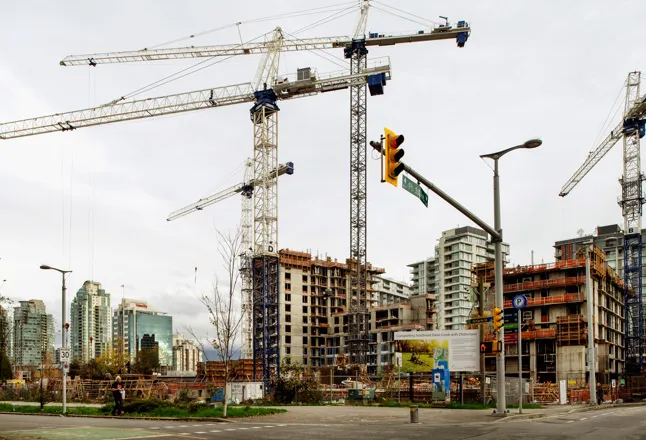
58 24 470 66
166 161 294 221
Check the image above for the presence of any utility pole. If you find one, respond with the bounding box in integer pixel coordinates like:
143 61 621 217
479 278 486 404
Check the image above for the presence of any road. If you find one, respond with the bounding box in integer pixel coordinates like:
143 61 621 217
0 405 644 439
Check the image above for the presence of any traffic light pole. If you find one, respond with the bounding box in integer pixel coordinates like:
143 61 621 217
369 140 506 413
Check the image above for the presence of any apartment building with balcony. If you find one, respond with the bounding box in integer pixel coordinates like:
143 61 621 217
410 226 509 330
372 276 412 306
475 245 625 384
70 281 112 363
278 249 437 374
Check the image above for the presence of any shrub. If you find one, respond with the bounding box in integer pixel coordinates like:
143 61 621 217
123 399 175 414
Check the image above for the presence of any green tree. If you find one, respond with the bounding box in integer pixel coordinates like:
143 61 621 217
0 351 12 382
133 349 159 375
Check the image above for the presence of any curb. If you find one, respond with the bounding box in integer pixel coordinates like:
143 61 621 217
0 411 232 423
491 402 646 422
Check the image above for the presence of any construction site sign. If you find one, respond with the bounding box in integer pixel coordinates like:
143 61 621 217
393 330 479 373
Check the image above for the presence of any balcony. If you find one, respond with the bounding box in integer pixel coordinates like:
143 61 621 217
485 328 556 342
503 292 583 308
503 277 586 294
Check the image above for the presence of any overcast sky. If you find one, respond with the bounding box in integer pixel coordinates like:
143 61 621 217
0 0 643 347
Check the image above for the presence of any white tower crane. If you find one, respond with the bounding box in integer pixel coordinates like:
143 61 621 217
559 71 646 376
0 52 391 390
166 159 295 361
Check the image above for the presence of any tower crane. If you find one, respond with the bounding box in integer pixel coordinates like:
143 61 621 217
0 47 391 390
2 1 470 377
166 159 295 361
559 71 646 376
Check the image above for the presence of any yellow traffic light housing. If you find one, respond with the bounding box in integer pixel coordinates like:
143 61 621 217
384 127 405 187
492 307 504 333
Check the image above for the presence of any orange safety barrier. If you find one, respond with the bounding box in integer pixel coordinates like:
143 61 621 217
503 277 586 294
503 292 584 308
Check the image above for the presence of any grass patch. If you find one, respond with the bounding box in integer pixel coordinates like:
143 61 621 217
0 402 285 418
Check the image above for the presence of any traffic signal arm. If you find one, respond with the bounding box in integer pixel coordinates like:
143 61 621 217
368 136 502 241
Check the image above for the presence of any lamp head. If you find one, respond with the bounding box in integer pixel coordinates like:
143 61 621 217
40 265 52 270
523 139 542 149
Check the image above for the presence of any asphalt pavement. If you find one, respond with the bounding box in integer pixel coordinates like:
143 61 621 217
0 404 644 439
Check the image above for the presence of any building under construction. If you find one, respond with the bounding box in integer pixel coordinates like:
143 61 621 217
473 245 626 385
276 249 436 375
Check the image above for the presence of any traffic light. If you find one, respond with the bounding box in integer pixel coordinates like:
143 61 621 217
480 341 492 354
492 307 504 333
384 127 405 187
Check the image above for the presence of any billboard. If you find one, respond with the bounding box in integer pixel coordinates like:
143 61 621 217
394 330 479 373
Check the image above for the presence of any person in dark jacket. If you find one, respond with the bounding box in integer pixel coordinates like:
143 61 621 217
596 382 603 405
111 376 124 415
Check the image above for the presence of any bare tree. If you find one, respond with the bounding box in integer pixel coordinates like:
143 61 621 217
200 228 244 417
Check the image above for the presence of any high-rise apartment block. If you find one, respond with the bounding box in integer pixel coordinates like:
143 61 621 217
70 281 112 362
0 306 13 362
13 300 54 367
113 298 173 367
372 276 411 306
409 226 509 330
172 333 201 373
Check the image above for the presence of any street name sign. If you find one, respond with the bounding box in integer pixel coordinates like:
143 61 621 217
466 317 493 325
402 175 428 207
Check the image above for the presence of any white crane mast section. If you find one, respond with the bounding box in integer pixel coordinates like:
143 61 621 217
240 159 254 360
621 71 643 233
58 29 469 66
0 62 390 140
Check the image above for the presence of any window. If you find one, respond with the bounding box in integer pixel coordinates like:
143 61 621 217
303 286 308 293
303 306 308 314
303 296 308 303
285 335 291 344
285 283 291 291
286 346 291 354
285 294 291 302
285 325 291 333
286 304 291 312
303 336 308 345
303 316 308 323
285 315 291 322
285 272 291 280
303 275 308 282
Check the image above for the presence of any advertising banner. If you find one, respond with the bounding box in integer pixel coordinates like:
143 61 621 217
394 330 480 372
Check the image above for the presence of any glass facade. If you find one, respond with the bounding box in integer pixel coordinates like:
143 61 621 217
128 312 173 366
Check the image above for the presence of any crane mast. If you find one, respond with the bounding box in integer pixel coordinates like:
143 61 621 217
560 71 646 376
166 159 294 361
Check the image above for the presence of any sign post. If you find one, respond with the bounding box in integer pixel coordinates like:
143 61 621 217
512 294 527 414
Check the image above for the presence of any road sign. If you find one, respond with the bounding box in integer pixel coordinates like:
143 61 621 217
512 294 528 310
60 348 71 362
467 317 493 325
402 175 428 207
63 363 69 373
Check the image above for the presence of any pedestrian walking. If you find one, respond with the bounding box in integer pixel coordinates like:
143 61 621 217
596 382 603 405
111 376 124 416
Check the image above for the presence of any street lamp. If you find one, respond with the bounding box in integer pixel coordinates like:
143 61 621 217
40 264 72 415
480 138 542 415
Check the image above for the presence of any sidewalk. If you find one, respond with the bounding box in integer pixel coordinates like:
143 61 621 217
237 402 645 426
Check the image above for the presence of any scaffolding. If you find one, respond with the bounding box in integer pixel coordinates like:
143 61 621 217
556 315 587 346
